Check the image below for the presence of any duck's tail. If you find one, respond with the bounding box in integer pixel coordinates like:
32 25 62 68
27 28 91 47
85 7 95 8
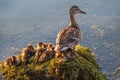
54 45 68 51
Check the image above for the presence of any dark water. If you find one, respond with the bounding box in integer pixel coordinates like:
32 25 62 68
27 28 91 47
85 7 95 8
0 0 120 79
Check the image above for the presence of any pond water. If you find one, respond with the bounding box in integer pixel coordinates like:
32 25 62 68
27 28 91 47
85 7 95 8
0 0 120 79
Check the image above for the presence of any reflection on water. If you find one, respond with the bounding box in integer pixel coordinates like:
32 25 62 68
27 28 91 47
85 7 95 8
0 0 120 79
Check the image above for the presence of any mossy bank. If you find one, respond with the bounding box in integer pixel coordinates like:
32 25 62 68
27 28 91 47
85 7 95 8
0 45 105 80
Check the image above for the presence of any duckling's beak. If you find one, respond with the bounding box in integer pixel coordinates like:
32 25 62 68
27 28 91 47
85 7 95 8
79 10 86 14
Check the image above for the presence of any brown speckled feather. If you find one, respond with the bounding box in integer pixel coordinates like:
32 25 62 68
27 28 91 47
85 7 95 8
55 5 86 51
55 27 81 51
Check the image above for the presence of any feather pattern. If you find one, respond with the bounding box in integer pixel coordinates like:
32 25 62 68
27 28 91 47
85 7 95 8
55 27 81 51
55 5 86 51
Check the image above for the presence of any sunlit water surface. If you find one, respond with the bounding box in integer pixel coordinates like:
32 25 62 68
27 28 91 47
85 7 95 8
0 0 120 79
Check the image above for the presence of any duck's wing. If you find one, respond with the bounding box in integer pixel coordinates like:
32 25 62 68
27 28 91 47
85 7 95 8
55 27 81 51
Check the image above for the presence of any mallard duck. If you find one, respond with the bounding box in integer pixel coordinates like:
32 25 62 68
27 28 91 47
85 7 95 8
55 5 86 51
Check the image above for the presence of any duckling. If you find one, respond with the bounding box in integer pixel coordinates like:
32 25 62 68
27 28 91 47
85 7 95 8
41 43 47 49
55 51 67 61
34 48 46 63
21 48 28 62
47 43 55 51
55 48 75 62
39 49 55 62
4 56 18 67
55 5 86 51
11 56 18 64
21 44 35 62
114 67 120 74
4 57 12 67
26 43 34 50
65 48 75 58
36 42 43 49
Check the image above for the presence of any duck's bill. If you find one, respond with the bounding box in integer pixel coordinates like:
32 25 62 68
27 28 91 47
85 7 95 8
80 10 86 14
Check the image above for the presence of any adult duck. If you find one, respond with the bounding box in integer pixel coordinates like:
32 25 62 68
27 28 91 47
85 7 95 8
55 5 86 51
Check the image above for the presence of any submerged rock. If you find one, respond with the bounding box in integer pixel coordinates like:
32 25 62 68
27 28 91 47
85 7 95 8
0 45 106 80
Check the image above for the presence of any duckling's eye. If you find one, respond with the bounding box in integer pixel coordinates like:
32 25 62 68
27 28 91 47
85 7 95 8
75 8 78 10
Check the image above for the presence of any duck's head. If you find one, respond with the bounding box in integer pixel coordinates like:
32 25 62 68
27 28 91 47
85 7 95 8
69 5 86 15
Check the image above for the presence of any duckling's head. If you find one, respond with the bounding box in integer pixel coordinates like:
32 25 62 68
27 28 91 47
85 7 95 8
37 42 43 48
47 43 55 51
42 43 47 49
11 56 16 62
47 43 53 48
26 44 34 49
69 5 86 15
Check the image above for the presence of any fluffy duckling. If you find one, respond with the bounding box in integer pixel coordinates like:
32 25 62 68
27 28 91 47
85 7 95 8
65 48 75 58
21 44 35 62
34 48 46 63
55 5 86 51
114 67 120 74
4 57 12 67
26 44 35 51
11 56 18 64
55 51 67 61
41 43 47 49
36 42 43 49
55 48 76 62
47 43 55 51
39 50 55 62
4 56 18 67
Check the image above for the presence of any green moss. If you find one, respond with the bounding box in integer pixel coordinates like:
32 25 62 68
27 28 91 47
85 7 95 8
0 45 105 80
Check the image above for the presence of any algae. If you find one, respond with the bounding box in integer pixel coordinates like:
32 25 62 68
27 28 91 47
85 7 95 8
0 45 105 80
